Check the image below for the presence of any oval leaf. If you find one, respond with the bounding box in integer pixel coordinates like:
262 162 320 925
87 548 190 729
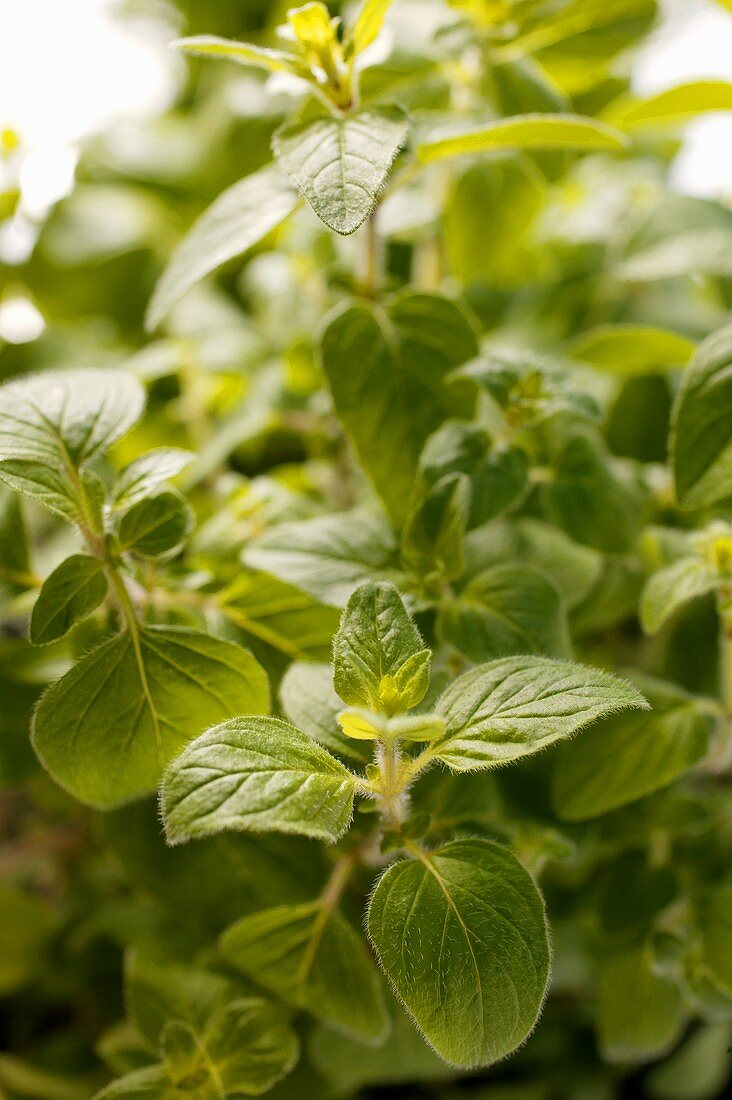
321 293 477 525
272 107 409 235
161 716 356 844
431 656 647 771
117 491 194 557
367 838 550 1068
30 554 108 645
32 626 269 808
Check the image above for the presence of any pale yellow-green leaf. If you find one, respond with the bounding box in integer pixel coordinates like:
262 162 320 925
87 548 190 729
350 0 395 55
608 81 732 129
572 325 695 375
173 35 303 76
418 114 629 164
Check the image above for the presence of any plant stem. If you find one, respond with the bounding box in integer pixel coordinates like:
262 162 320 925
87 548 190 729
376 740 408 828
360 211 381 296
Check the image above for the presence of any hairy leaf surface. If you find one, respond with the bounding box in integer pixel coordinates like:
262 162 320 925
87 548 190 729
368 838 550 1068
32 626 269 808
161 716 356 844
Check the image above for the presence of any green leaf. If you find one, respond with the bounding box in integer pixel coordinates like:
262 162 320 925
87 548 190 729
333 581 427 712
440 564 570 663
243 511 404 607
117 491 194 557
429 656 646 772
30 554 108 645
349 0 395 54
113 449 194 510
161 998 298 1097
217 573 339 662
32 626 269 808
598 947 683 1062
401 474 469 582
146 166 299 330
640 558 718 634
552 676 713 821
608 81 732 129
699 886 732 996
125 952 233 1049
367 838 550 1068
444 157 545 287
462 519 602 610
174 35 304 76
95 1065 171 1100
221 902 388 1042
416 421 529 529
279 662 371 763
0 487 32 599
572 325 695 375
321 293 478 524
418 113 629 164
540 422 646 553
647 1023 732 1100
671 323 732 508
160 716 357 845
272 107 409 234
0 369 145 519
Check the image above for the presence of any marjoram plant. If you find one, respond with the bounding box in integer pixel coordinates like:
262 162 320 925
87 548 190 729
2 1 732 1098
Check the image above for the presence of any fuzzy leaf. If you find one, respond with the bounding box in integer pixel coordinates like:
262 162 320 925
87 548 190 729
430 656 647 771
367 838 550 1068
333 581 426 712
32 626 269 808
161 716 356 845
272 107 409 234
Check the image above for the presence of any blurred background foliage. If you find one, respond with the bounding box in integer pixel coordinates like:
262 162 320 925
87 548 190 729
2 1 732 1098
